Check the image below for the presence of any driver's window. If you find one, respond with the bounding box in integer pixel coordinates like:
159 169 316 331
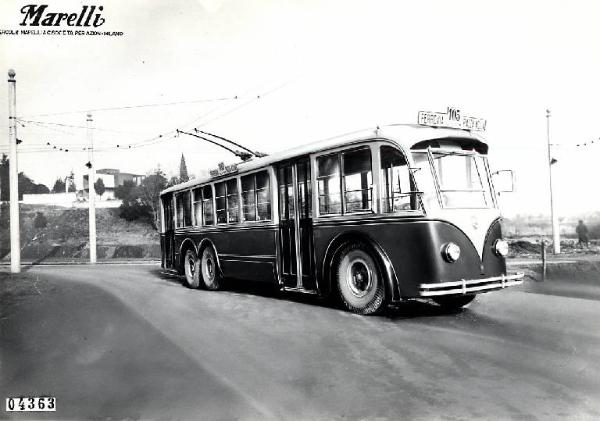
380 146 417 212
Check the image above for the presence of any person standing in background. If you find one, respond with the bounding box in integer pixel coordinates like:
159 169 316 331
576 220 589 248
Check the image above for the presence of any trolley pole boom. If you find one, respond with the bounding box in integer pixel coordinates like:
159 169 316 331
7 69 20 273
176 129 253 161
195 129 267 157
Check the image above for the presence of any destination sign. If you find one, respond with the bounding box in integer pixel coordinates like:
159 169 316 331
418 107 486 131
210 162 238 178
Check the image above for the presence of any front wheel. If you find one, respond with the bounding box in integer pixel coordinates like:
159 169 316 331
336 243 386 315
432 295 476 310
183 248 201 289
201 247 223 290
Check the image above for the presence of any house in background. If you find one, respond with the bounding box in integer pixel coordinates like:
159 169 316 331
82 168 145 200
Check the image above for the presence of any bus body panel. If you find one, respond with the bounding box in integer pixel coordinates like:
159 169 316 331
312 217 506 299
171 225 279 283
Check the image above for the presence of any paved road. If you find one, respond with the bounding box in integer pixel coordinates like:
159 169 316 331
2 264 600 420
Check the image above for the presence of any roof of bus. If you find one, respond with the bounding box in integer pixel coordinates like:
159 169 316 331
160 124 487 195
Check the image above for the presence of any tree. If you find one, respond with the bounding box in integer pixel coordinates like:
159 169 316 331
18 172 49 198
68 171 77 192
0 154 9 201
33 211 48 229
179 154 189 182
114 170 168 228
94 178 106 197
114 180 138 203
0 155 49 199
52 178 66 193
139 169 168 229
115 180 148 221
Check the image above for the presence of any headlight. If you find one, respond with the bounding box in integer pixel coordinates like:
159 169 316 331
494 239 509 257
442 242 461 262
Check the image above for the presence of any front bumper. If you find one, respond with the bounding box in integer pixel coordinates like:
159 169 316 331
419 273 524 297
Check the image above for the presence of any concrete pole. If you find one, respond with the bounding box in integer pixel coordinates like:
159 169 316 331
87 113 97 263
546 109 560 254
8 69 20 273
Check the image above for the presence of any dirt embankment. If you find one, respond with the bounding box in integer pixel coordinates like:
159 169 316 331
0 205 160 262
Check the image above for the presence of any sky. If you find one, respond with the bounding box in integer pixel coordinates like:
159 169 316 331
1 0 600 217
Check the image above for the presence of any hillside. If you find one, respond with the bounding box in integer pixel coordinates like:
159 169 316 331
0 205 160 262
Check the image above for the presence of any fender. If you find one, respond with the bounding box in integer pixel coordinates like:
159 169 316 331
322 231 401 302
177 237 198 272
196 237 224 276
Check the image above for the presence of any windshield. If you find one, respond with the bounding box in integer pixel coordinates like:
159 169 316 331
428 151 495 208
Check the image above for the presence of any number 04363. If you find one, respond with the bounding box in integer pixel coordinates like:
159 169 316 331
6 397 56 412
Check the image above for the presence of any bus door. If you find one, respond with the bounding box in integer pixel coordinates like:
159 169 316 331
161 194 175 269
277 159 315 291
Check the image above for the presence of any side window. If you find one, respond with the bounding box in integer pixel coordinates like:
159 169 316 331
202 185 214 225
241 174 257 221
343 148 372 213
215 182 227 224
242 171 272 222
296 161 311 218
192 187 202 226
380 145 416 212
256 171 271 221
317 154 341 215
226 178 239 223
175 191 192 227
317 148 373 215
162 194 174 231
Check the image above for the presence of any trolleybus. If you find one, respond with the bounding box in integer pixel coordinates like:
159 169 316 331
159 122 523 314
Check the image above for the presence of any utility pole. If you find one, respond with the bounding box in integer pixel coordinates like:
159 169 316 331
546 109 560 254
87 113 97 263
8 69 20 273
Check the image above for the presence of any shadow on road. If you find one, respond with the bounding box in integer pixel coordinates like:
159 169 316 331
149 268 459 319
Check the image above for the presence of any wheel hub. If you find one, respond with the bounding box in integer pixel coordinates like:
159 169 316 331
347 259 372 298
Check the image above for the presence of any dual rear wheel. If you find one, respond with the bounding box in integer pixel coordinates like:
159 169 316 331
183 247 222 290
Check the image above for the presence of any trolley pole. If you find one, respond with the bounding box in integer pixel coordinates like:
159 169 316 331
546 109 560 254
7 69 20 273
87 113 97 263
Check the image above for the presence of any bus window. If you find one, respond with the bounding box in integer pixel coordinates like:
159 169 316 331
226 178 239 223
317 154 341 215
242 170 271 222
202 185 214 225
432 152 494 208
381 146 413 212
215 182 227 224
176 191 192 227
256 171 271 221
343 148 372 213
242 174 257 221
296 161 311 218
192 187 202 226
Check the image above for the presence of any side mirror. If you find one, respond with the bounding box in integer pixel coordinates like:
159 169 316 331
492 169 514 193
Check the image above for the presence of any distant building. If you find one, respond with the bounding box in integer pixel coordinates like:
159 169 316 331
82 168 145 200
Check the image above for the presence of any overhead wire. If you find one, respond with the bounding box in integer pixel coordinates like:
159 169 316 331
19 95 240 118
7 78 294 158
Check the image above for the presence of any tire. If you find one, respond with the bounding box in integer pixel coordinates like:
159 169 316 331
432 295 476 310
201 247 222 290
183 248 201 289
336 243 386 315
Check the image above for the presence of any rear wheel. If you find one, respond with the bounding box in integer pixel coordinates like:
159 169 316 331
183 248 201 289
336 243 385 315
432 295 476 309
201 247 222 290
